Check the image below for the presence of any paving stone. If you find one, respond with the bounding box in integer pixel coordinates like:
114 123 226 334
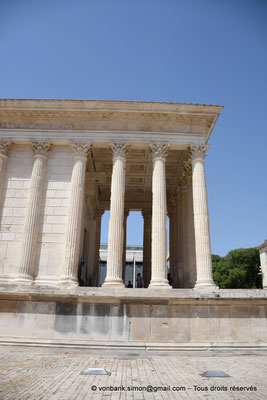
0 346 266 399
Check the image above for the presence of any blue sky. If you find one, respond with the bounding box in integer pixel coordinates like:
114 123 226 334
0 0 266 256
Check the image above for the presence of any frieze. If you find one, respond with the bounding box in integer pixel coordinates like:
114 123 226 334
0 109 215 135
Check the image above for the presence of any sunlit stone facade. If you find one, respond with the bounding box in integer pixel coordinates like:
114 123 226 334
0 99 223 289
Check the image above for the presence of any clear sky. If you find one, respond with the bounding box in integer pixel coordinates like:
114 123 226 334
0 0 266 256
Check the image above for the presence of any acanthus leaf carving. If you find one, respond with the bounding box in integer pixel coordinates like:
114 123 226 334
71 142 91 157
0 140 12 156
150 143 170 160
110 142 129 159
189 144 209 160
31 141 51 156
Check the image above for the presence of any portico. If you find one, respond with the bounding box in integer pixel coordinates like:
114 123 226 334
2 99 267 351
0 99 222 289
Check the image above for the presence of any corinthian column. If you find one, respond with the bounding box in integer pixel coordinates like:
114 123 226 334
190 144 215 289
184 159 196 288
61 142 91 286
0 140 12 198
103 143 128 287
142 208 152 288
93 208 104 286
16 141 51 282
149 144 171 289
122 209 129 283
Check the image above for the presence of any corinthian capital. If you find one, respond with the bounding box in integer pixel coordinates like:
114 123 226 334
150 143 170 160
0 140 12 156
32 141 51 156
110 142 129 159
189 144 209 160
71 142 91 157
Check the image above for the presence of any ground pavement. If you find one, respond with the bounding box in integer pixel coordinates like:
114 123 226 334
0 346 267 399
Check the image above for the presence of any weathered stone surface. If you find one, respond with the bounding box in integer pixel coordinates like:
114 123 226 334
0 287 267 348
0 99 224 289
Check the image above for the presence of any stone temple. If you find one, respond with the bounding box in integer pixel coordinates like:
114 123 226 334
0 98 266 351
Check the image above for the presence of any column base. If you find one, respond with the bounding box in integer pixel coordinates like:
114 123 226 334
14 274 34 284
102 278 125 288
34 276 61 286
148 278 171 289
194 279 217 290
60 276 79 288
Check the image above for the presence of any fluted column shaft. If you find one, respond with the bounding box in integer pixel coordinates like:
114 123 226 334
172 198 179 288
190 145 215 288
176 190 183 288
103 143 128 287
149 144 170 289
61 143 90 285
0 141 12 199
168 206 175 282
122 209 129 283
142 209 152 288
93 209 104 286
186 171 196 288
181 182 188 287
17 142 50 282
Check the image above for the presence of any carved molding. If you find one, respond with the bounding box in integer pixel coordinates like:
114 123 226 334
0 140 12 156
71 142 91 157
183 159 192 177
179 176 187 192
0 108 217 135
110 142 129 159
189 144 209 160
32 141 51 157
150 143 170 160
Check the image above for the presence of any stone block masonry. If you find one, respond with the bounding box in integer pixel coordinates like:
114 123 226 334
0 286 267 350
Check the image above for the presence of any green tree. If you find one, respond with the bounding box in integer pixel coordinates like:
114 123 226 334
212 248 261 289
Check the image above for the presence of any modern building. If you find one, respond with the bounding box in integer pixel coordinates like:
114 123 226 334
96 243 170 287
98 244 143 287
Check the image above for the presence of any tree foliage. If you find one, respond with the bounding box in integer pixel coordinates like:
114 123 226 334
212 248 261 289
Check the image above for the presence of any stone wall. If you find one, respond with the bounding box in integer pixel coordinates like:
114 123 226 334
35 146 73 282
0 145 33 277
0 287 266 350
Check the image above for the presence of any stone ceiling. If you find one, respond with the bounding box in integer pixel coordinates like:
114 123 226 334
88 145 187 210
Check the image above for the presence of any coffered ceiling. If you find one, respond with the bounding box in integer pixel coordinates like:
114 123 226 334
88 145 187 210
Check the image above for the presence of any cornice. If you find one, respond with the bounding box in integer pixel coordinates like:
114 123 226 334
0 98 224 113
0 99 223 141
